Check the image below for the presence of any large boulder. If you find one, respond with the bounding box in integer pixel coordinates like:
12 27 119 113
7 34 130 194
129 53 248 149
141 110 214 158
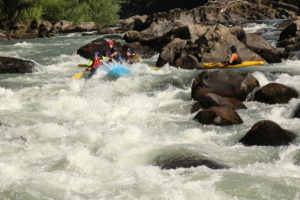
76 22 97 32
192 70 259 101
242 33 286 63
194 106 243 126
53 20 76 33
240 120 297 146
0 57 37 73
199 24 262 63
192 93 246 113
153 148 229 170
279 20 300 41
253 83 299 104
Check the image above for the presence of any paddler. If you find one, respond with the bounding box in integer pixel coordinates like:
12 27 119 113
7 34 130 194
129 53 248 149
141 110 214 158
224 45 242 65
106 40 123 62
85 51 103 78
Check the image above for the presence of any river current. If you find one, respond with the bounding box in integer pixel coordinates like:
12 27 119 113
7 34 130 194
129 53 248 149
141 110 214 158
0 21 300 200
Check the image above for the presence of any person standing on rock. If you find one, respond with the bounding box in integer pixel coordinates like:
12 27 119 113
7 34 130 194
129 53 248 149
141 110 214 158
224 45 242 65
106 40 123 62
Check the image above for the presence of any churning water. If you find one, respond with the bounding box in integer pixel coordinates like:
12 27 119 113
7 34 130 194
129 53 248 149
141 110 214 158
0 22 300 200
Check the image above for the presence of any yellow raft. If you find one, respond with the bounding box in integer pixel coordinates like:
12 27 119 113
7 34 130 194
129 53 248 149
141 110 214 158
202 61 265 69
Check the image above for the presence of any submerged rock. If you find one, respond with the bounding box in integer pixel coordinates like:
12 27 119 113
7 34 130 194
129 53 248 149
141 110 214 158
194 106 243 126
240 120 297 146
153 148 229 170
193 93 246 111
253 83 299 104
192 70 259 101
0 57 37 74
292 103 300 118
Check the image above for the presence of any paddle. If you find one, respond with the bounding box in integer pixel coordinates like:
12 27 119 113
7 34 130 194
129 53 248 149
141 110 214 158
70 71 87 79
78 64 88 67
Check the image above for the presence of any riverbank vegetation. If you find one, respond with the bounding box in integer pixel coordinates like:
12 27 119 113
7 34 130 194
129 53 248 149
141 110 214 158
0 0 121 29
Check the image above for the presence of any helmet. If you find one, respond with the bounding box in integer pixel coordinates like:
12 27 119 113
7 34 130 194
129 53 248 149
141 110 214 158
230 45 237 53
94 51 100 57
107 40 114 45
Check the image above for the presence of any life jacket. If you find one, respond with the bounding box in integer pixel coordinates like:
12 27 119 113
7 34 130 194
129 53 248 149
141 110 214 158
91 58 102 70
230 53 242 65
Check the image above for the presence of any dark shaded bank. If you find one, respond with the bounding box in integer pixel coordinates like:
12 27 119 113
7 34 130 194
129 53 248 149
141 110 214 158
119 0 208 19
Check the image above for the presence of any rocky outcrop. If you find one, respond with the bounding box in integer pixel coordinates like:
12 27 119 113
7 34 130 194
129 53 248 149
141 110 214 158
240 120 297 146
0 57 37 73
242 33 287 63
53 20 76 33
194 106 243 126
153 148 229 170
38 21 53 38
253 83 299 104
76 22 97 32
155 24 263 68
192 70 259 101
192 93 246 113
278 20 300 52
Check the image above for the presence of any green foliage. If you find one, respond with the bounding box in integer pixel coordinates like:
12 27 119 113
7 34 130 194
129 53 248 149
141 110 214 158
0 0 120 29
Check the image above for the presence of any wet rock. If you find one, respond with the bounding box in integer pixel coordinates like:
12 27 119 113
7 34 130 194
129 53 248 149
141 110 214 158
279 20 300 41
195 93 247 111
253 83 299 104
243 33 286 63
76 22 97 32
153 149 229 170
240 120 297 146
77 38 155 60
119 15 149 31
292 103 300 118
0 56 37 73
38 21 53 38
0 31 9 40
192 70 259 101
53 20 76 33
199 24 262 63
194 106 243 126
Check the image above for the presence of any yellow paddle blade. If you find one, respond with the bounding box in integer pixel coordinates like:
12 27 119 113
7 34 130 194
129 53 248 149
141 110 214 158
71 72 85 79
150 66 160 70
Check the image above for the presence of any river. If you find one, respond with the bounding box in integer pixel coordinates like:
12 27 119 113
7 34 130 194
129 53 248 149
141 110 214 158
0 20 300 200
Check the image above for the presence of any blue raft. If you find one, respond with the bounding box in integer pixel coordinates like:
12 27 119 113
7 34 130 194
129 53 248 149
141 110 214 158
100 64 131 78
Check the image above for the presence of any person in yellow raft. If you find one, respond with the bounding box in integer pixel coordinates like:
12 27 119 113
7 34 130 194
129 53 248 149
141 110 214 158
223 45 242 66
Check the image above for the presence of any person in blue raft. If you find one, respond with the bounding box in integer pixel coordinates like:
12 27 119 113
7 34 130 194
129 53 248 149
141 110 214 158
106 40 123 62
84 51 103 78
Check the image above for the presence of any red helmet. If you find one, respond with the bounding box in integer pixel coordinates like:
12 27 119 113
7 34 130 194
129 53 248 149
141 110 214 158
107 40 114 45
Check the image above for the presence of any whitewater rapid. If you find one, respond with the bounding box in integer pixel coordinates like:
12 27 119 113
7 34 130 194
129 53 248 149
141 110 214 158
0 23 300 200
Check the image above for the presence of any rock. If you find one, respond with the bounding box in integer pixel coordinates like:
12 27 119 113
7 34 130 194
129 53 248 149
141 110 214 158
199 24 262 63
0 31 9 40
243 33 286 63
279 20 300 41
38 21 53 37
98 28 119 35
240 120 297 146
194 106 243 126
293 103 300 118
192 70 259 101
76 22 97 32
53 20 76 33
0 57 37 73
193 93 246 112
253 83 299 104
153 148 229 170
119 15 149 31
30 20 39 30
